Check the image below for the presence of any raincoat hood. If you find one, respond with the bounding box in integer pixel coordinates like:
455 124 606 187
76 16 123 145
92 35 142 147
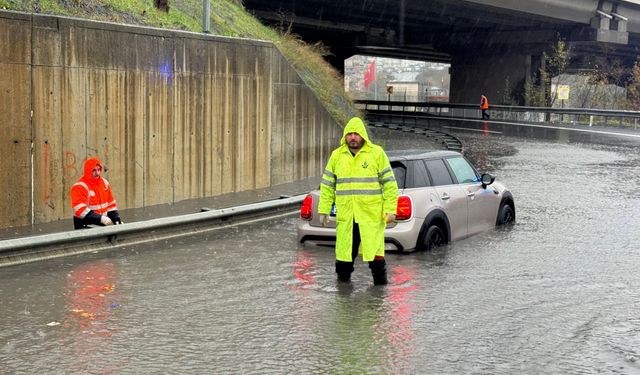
340 117 372 146
82 158 103 181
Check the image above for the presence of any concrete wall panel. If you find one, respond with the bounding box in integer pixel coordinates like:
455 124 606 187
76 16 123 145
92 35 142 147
104 70 138 210
60 68 87 208
143 72 174 206
174 72 205 201
125 71 146 208
33 67 64 223
0 15 30 65
0 64 31 227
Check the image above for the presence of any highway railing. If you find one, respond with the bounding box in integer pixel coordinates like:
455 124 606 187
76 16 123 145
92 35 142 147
0 194 306 268
355 100 640 129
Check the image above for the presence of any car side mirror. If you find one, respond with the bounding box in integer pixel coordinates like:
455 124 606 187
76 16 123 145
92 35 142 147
480 173 495 189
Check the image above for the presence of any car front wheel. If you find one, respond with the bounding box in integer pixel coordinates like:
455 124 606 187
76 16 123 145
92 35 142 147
497 203 515 226
421 225 445 251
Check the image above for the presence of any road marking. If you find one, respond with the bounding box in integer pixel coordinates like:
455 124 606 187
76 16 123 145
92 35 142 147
442 125 502 134
433 116 640 139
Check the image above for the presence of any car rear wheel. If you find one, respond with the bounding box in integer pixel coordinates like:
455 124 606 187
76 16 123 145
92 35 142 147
497 203 515 226
421 225 445 251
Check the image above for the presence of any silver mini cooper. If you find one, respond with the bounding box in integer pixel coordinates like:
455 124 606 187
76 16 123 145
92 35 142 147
297 150 515 251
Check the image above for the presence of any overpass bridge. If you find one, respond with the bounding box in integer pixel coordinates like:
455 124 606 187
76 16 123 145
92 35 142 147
243 0 640 103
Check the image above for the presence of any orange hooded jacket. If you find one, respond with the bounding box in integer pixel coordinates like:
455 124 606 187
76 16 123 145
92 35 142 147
480 95 489 110
70 158 119 226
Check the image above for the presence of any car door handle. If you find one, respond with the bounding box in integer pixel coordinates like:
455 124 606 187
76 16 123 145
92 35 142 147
441 194 450 200
467 192 475 197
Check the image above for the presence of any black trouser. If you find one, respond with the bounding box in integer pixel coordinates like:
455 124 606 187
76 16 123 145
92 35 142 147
482 109 490 119
335 221 388 285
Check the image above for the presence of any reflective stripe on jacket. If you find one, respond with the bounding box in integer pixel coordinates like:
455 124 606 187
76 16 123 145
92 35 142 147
70 158 118 219
318 117 398 262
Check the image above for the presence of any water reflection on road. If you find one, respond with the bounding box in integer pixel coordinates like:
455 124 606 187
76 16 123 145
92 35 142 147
1 121 640 374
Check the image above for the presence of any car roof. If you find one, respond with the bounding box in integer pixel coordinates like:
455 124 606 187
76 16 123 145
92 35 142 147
387 149 461 162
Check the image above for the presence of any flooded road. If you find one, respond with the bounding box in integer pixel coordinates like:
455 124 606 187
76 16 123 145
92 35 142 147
2 120 640 374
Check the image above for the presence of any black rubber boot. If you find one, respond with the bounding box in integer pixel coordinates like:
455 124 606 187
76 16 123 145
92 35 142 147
336 260 354 283
369 258 388 285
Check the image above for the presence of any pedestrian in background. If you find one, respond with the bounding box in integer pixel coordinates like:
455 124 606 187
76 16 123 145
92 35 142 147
70 157 122 229
480 94 490 119
318 117 398 285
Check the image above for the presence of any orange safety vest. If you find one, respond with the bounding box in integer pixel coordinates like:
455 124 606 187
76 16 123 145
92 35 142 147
480 95 489 110
70 158 118 219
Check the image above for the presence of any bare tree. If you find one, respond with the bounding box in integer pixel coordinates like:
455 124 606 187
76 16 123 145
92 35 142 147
523 38 571 107
626 58 640 110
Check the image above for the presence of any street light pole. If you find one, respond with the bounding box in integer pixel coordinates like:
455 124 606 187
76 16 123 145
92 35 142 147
203 0 210 33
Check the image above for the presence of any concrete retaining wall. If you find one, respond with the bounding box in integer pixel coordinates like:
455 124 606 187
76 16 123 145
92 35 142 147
0 10 340 229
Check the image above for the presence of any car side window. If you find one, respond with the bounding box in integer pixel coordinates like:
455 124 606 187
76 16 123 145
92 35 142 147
408 160 431 188
424 159 454 186
391 161 406 189
446 156 479 184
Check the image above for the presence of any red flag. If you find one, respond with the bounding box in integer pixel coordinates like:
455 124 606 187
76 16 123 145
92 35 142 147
363 59 376 89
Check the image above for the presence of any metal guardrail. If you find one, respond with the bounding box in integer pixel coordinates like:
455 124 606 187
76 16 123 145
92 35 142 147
356 99 640 129
0 194 306 267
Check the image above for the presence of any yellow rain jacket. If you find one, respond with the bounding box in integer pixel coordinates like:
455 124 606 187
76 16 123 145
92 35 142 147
318 117 399 262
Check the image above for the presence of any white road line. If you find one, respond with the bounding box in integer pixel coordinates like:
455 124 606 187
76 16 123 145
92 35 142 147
442 125 502 134
433 116 640 139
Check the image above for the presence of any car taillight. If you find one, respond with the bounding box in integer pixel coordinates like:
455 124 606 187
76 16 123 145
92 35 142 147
395 195 412 221
300 194 313 220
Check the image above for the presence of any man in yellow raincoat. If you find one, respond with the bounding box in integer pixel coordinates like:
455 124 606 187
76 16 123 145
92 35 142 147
318 117 398 285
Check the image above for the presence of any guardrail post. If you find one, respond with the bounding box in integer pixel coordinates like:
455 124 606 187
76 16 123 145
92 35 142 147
635 118 638 130
589 115 593 127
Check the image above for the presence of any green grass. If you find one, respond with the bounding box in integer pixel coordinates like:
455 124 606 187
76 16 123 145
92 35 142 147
2 0 358 125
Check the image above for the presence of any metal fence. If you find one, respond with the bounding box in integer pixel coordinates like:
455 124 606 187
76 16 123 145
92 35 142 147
355 100 640 129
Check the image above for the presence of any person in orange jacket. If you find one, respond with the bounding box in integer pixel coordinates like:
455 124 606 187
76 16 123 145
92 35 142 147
70 157 122 229
480 94 490 119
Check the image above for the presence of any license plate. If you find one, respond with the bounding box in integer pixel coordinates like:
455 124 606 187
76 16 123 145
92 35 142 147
330 203 337 216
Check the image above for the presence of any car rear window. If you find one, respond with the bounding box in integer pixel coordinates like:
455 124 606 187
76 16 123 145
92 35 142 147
425 159 454 186
407 160 431 188
391 161 406 189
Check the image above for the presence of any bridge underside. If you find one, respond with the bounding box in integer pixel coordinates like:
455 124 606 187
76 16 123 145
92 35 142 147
244 0 640 104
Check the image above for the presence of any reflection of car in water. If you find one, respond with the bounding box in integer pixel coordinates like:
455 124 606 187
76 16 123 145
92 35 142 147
298 150 515 252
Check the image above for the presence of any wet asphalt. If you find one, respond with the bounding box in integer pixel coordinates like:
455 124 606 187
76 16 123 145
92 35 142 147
1 119 639 374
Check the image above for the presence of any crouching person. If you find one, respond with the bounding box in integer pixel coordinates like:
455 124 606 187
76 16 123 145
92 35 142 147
70 157 123 229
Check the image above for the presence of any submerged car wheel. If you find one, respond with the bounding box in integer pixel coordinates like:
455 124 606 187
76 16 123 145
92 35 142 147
422 225 445 251
497 203 515 225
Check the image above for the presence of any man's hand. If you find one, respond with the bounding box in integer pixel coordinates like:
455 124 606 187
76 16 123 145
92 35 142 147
384 213 396 224
319 214 330 227
100 215 114 226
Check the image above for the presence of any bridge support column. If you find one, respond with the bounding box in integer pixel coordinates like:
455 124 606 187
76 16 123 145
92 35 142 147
449 52 543 106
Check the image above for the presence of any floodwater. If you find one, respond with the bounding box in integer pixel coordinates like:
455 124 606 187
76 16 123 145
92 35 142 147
1 120 640 374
